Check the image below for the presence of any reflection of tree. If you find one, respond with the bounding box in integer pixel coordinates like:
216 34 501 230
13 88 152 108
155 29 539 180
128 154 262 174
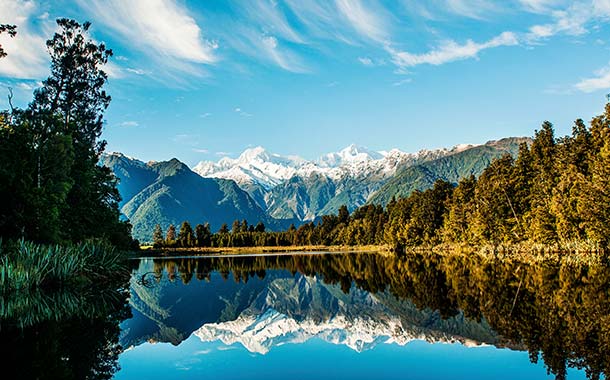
147 253 610 379
0 280 130 379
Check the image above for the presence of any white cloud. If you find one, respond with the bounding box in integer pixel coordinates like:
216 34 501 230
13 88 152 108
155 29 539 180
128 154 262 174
335 0 390 43
444 0 502 19
192 148 209 154
574 64 610 92
126 68 151 76
0 0 51 79
119 121 139 127
392 78 413 86
388 31 519 68
77 0 217 75
358 57 373 66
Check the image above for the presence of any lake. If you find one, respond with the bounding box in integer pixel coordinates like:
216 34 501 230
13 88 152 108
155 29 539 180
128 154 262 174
1 251 608 379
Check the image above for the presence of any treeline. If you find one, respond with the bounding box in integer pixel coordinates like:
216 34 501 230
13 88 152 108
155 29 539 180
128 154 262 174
0 20 136 249
155 105 610 253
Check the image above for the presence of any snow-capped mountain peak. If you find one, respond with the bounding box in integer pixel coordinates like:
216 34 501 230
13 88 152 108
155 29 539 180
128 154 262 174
318 144 384 168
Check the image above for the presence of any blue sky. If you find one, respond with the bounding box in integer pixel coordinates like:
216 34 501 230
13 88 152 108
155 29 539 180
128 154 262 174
1 0 610 166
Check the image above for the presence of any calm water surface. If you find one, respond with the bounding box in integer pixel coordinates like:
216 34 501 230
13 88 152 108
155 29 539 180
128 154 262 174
2 251 608 379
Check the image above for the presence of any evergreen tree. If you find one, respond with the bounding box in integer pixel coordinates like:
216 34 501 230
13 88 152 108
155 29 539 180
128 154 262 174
231 220 240 234
218 223 229 234
255 222 266 233
527 121 558 243
166 224 176 244
178 221 195 247
152 224 164 247
195 223 212 247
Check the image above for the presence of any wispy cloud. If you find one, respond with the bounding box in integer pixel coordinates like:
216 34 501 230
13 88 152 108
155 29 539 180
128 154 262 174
335 0 390 43
192 148 209 154
119 121 139 127
392 78 413 86
574 63 610 92
77 0 217 76
234 107 252 117
444 0 503 19
388 31 519 68
0 0 51 79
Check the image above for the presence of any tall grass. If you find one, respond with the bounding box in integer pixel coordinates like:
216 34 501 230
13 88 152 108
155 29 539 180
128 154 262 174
0 239 129 293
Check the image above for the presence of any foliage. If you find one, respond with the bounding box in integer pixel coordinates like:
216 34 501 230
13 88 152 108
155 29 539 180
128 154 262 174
0 19 134 249
0 239 128 293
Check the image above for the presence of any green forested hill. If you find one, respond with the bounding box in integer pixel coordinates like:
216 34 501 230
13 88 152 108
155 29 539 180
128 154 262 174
101 154 274 242
368 137 529 206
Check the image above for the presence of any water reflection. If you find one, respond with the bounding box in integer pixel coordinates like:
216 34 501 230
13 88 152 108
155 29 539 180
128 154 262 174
0 278 130 379
124 252 610 380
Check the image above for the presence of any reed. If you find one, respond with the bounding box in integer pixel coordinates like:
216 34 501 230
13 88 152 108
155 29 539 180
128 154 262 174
0 239 129 293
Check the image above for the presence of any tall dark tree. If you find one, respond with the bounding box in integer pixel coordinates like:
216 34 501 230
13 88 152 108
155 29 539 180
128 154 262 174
0 19 133 247
178 221 194 247
195 223 211 247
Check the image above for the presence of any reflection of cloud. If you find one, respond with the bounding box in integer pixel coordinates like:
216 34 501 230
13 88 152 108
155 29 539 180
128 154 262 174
194 349 212 355
217 345 238 351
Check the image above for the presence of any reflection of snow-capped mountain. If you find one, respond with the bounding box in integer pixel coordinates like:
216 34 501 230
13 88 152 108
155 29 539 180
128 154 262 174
193 274 491 354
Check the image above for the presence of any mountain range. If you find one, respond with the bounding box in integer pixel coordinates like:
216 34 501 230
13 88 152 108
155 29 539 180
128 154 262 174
102 137 528 242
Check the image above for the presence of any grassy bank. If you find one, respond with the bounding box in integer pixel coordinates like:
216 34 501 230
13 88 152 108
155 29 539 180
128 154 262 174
139 244 389 256
140 241 607 265
0 240 129 293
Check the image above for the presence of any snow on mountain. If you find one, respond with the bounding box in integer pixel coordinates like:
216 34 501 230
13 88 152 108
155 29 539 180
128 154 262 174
193 143 474 187
193 146 306 190
318 144 384 168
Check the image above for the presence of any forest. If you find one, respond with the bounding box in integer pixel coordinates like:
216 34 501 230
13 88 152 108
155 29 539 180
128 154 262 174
0 20 135 293
156 107 610 254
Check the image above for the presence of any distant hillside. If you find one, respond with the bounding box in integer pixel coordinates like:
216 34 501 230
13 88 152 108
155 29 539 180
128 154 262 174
101 154 276 242
368 137 529 206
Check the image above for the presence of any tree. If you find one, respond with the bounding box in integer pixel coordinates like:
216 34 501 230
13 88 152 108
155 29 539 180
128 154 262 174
0 19 133 248
218 223 229 234
338 205 349 225
231 220 240 234
195 223 212 247
0 24 17 58
255 222 266 233
166 224 176 244
152 224 164 246
178 221 195 247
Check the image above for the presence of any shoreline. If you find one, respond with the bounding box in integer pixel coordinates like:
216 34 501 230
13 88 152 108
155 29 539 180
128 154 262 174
137 244 389 257
135 243 607 264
